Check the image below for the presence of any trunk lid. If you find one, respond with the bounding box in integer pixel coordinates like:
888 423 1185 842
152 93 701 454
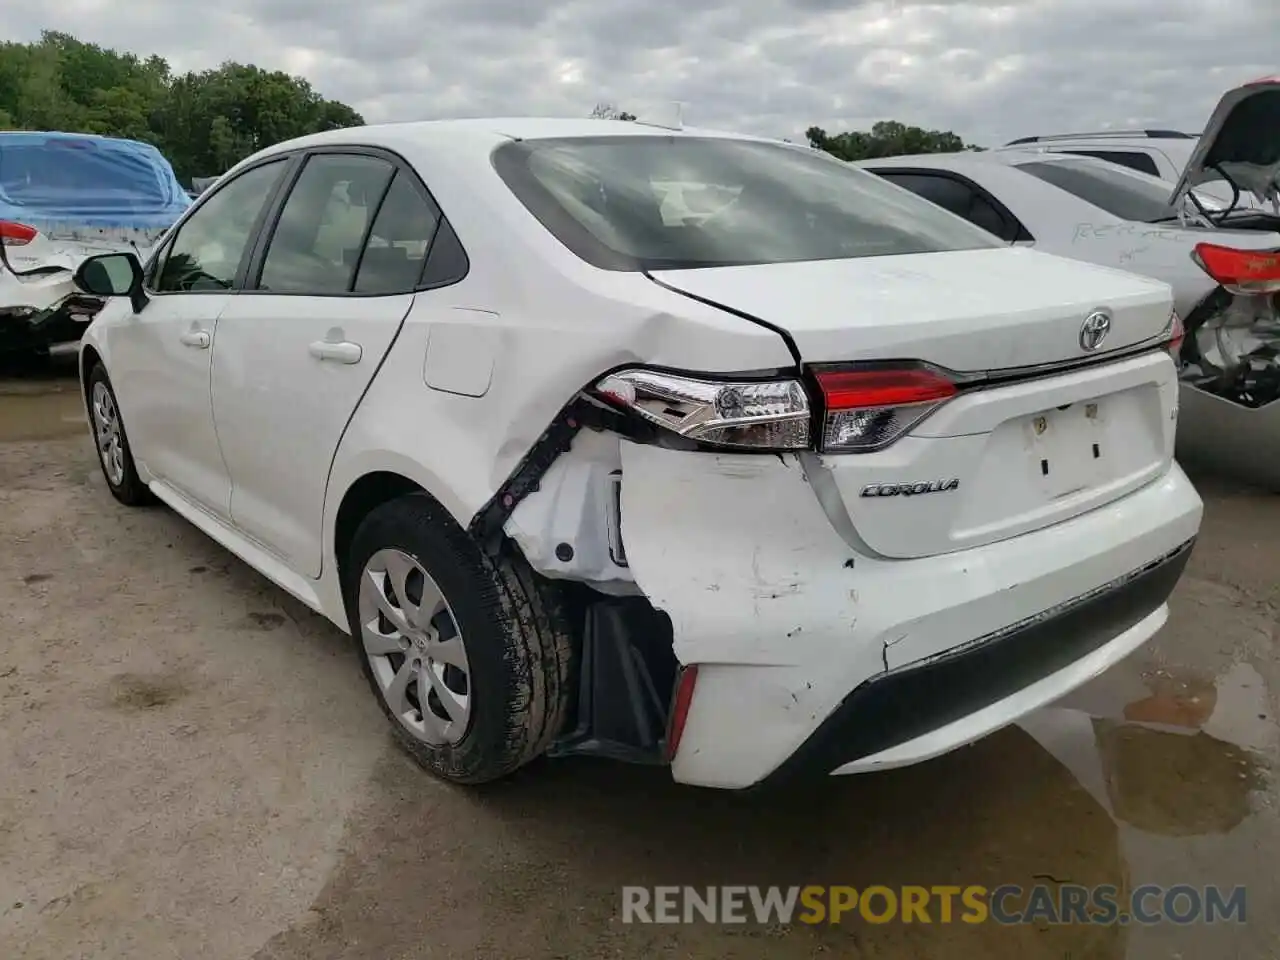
652 248 1180 559
649 246 1174 371
1169 77 1280 211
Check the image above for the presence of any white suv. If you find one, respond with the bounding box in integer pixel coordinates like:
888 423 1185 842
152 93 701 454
70 118 1202 790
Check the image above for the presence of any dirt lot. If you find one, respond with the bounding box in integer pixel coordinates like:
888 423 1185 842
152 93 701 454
2 365 1279 959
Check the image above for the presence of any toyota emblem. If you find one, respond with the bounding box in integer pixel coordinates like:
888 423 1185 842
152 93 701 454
1079 310 1112 352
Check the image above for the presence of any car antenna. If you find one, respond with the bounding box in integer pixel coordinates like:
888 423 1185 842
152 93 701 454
631 101 684 132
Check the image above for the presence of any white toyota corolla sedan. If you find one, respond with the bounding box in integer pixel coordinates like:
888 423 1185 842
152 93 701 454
71 117 1202 790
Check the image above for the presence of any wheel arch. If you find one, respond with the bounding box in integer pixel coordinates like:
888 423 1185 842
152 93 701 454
326 454 485 596
79 343 103 410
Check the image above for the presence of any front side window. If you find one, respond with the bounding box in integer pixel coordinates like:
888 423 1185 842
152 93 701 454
493 136 1001 271
258 154 396 294
1017 158 1178 223
154 159 288 292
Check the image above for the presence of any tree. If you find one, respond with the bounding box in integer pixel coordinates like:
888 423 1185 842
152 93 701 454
806 120 983 161
0 30 365 185
590 102 637 122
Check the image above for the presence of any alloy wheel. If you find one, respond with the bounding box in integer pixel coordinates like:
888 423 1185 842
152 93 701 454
358 548 472 744
91 381 126 487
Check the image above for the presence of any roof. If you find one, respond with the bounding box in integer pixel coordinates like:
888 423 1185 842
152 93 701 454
855 149 1083 171
0 129 164 151
1005 129 1196 145
248 116 778 164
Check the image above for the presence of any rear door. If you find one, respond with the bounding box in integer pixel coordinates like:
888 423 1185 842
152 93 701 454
210 149 444 577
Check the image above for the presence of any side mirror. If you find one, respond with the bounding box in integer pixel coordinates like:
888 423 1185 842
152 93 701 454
73 252 149 313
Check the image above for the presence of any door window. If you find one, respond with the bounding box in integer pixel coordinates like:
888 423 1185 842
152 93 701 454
881 173 976 219
879 171 1022 241
352 172 443 295
257 154 396 294
153 159 288 292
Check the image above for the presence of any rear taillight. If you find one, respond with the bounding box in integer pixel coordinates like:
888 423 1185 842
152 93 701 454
593 369 810 451
1191 243 1280 295
813 364 957 453
1163 309 1185 360
0 220 37 247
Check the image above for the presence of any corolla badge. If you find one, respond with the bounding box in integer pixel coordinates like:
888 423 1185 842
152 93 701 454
861 479 960 497
1079 309 1112 352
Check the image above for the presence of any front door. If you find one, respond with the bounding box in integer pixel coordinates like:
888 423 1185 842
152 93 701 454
211 152 444 576
106 158 292 519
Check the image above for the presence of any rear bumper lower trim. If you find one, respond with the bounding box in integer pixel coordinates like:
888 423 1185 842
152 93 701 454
753 536 1196 789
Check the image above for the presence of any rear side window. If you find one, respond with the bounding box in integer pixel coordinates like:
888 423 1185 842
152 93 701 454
353 172 442 295
1017 159 1176 223
492 136 1000 271
1060 149 1161 177
877 171 1023 242
258 154 396 294
879 173 975 218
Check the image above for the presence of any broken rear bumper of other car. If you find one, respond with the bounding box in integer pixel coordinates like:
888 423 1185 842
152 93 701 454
0 273 104 356
617 444 1203 790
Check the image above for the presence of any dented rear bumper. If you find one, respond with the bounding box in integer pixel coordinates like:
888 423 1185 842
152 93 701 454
618 443 1203 789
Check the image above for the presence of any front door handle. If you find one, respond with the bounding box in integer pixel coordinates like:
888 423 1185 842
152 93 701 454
309 339 362 364
179 329 211 349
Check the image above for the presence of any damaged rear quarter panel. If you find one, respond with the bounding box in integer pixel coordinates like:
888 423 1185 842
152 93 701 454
618 441 870 670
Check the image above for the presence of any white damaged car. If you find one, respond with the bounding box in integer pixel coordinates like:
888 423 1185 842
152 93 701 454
0 131 189 359
72 118 1202 789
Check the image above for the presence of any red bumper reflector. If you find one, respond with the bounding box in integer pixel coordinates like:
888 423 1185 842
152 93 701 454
665 664 699 762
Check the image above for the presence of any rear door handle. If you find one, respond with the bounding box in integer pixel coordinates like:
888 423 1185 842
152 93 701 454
309 339 362 364
179 330 210 349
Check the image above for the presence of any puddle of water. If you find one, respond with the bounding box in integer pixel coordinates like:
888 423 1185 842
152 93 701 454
0 379 87 441
1031 662 1273 837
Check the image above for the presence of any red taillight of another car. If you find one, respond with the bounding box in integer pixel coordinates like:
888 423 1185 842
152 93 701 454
813 364 958 453
1191 243 1280 295
0 220 37 247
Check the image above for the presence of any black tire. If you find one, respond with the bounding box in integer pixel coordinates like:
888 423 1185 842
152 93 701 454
343 492 576 784
85 363 154 506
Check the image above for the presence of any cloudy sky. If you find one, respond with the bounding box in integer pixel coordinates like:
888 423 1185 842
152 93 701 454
5 0 1277 145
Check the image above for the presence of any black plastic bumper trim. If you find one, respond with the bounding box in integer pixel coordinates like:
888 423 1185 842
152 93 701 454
753 537 1196 790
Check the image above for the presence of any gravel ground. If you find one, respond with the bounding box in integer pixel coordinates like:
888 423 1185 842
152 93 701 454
2 366 1279 959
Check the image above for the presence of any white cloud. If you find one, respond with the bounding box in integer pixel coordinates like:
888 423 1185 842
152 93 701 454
5 0 1278 145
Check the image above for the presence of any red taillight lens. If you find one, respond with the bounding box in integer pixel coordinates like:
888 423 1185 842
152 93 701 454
0 220 37 247
814 365 957 453
1191 243 1280 295
665 664 699 762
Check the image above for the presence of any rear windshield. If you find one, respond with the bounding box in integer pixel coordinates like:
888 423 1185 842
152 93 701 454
0 135 184 211
492 135 1001 271
1016 158 1178 223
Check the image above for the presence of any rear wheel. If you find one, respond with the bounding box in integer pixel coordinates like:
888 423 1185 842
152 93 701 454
344 492 575 784
86 363 154 506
